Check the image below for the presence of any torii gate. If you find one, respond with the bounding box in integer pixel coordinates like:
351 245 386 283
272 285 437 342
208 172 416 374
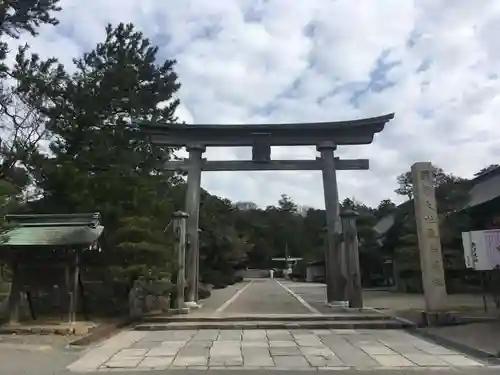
138 113 394 308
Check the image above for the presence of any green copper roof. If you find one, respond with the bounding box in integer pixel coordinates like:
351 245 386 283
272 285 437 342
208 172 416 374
4 213 101 227
1 225 104 246
1 213 104 247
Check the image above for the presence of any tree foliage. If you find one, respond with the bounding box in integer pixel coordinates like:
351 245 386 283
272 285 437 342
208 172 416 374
0 0 61 75
0 0 61 235
474 164 499 177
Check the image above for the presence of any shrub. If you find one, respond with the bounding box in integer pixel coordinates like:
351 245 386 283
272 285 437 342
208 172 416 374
233 275 243 283
198 283 211 299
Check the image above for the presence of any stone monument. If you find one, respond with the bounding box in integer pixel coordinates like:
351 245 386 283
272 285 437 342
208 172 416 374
411 162 447 316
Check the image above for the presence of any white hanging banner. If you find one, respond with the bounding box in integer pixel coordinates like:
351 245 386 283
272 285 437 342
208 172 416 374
462 229 500 270
462 231 473 268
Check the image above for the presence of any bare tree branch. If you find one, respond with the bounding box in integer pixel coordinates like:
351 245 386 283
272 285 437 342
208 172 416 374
0 85 48 183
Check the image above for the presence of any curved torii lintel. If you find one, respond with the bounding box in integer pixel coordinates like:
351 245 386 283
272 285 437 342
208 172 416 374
136 113 394 147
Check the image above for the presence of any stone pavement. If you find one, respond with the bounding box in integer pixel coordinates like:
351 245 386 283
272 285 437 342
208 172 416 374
65 279 497 372
67 328 488 372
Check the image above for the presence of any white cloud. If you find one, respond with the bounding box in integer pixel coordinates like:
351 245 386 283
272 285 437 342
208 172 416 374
13 0 500 209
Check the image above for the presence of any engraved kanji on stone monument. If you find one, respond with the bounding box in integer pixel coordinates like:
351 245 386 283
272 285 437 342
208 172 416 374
411 162 447 312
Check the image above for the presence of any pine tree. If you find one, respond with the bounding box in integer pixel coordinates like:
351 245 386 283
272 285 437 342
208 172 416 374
0 0 61 76
13 23 182 277
0 0 61 235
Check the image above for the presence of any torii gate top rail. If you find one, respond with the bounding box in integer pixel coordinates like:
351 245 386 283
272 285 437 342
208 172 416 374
135 113 394 147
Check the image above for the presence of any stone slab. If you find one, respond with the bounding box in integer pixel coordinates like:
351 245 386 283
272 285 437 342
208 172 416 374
114 348 148 357
403 353 451 366
415 343 461 355
306 354 345 367
242 347 271 356
104 357 142 368
171 355 208 367
300 346 336 357
241 341 269 347
270 346 301 356
243 354 274 367
192 330 219 340
185 341 212 348
217 330 242 341
269 340 297 347
209 356 243 366
129 340 161 349
371 354 417 367
438 355 484 367
177 346 210 357
146 345 182 357
137 356 174 369
359 344 397 355
273 355 310 368
66 327 493 371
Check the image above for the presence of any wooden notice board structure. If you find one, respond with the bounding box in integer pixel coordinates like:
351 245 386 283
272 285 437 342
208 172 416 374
0 213 104 324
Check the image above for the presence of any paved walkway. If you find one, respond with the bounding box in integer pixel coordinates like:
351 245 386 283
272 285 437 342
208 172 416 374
68 328 487 371
222 279 313 315
280 280 331 314
184 278 317 316
67 279 494 372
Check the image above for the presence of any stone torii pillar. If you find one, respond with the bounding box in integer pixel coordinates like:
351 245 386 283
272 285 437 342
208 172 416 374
184 144 205 308
317 141 347 306
341 210 363 308
172 211 189 312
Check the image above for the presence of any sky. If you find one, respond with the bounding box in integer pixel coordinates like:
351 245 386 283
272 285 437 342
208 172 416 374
14 0 500 209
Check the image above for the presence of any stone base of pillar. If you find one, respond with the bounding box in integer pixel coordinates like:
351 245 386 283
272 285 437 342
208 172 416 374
168 307 190 315
421 311 457 326
185 301 202 309
326 300 349 308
